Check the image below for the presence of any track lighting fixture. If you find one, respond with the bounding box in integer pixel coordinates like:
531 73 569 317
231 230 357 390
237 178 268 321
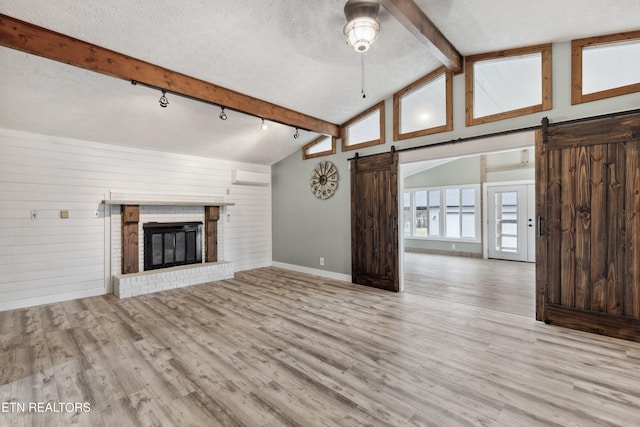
133 81 307 135
158 90 169 108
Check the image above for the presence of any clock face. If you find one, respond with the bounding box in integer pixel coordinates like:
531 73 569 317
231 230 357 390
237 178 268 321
310 161 338 200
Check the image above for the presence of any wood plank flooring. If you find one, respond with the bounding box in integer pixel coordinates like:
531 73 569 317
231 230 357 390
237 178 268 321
2 267 640 426
404 252 535 317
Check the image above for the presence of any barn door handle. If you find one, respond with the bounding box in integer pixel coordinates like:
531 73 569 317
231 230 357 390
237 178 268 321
537 216 544 237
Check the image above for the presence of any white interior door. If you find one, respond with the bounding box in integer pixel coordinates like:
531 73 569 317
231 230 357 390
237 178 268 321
487 184 535 262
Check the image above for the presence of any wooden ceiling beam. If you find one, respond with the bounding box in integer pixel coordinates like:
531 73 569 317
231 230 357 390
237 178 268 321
0 14 340 137
379 0 463 73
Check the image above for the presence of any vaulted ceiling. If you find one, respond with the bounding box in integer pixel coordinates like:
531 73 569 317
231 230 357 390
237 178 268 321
1 1 638 165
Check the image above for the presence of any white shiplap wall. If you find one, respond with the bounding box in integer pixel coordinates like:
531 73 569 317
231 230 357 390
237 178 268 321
0 128 272 311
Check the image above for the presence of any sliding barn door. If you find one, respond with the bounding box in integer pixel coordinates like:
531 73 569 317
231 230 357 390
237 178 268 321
536 113 640 341
351 152 399 291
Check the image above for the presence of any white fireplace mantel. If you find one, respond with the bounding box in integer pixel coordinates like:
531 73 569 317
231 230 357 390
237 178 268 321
103 199 234 207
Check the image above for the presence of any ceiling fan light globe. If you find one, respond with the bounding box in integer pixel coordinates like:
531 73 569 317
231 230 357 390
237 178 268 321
344 17 379 52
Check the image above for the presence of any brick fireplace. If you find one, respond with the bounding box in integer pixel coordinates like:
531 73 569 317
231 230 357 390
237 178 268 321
106 195 234 298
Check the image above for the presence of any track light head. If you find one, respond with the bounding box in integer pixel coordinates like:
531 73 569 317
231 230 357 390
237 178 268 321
293 128 300 139
261 119 267 130
219 107 227 120
159 90 169 108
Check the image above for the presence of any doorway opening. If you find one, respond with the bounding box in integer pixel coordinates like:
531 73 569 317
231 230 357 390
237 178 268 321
398 132 536 317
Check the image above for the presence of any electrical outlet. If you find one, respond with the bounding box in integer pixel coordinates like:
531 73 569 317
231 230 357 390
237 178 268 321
451 243 456 249
319 257 325 266
31 210 38 220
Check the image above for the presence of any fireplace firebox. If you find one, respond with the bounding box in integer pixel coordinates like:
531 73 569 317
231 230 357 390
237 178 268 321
143 222 203 271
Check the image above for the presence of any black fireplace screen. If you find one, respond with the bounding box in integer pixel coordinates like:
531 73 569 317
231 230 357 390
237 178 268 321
143 222 203 270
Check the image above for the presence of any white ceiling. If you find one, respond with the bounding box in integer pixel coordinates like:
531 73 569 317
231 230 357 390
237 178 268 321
1 1 639 165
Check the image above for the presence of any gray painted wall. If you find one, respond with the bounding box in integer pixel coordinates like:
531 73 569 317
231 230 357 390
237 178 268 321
272 151 352 274
404 156 481 188
272 41 640 275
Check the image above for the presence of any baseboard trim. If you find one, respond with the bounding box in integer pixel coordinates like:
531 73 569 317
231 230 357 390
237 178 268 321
0 287 106 312
404 247 483 258
271 262 352 283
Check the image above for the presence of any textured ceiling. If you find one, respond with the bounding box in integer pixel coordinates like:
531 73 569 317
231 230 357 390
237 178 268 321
1 1 639 165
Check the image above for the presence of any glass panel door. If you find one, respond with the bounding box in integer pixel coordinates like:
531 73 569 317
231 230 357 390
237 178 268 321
487 184 535 262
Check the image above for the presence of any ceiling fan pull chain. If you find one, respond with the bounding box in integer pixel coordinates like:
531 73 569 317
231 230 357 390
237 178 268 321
361 54 366 99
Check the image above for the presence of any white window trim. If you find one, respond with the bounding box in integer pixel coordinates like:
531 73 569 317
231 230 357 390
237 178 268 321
403 184 481 243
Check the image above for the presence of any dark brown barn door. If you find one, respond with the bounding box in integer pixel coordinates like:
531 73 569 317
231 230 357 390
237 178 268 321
351 151 399 291
536 113 640 342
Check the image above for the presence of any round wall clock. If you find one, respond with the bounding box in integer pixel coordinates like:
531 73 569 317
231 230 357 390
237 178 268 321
310 161 338 200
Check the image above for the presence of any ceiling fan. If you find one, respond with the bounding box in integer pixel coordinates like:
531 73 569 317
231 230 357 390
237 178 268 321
341 0 463 74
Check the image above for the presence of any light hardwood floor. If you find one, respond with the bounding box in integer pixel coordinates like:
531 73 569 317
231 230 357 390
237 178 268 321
403 252 535 317
1 267 640 426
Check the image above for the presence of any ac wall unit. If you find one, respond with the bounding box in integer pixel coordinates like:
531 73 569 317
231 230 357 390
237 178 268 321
231 170 270 186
